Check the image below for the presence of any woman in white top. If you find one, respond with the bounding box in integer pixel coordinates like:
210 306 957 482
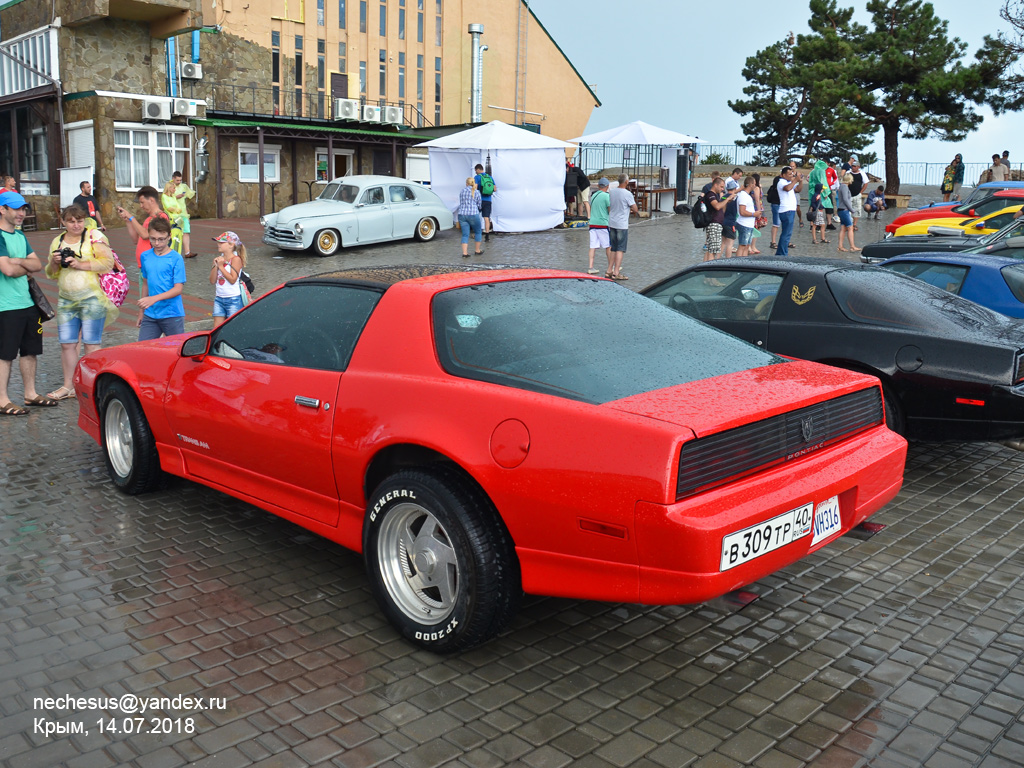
208 230 248 327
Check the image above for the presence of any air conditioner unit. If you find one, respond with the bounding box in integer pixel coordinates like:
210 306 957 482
142 98 171 121
382 105 403 125
172 98 198 117
362 105 382 122
333 98 360 121
180 61 203 80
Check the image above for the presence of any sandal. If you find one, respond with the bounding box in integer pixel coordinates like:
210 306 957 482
0 402 28 416
24 394 60 407
605 271 614 278
770 242 777 249
613 274 629 281
47 386 75 401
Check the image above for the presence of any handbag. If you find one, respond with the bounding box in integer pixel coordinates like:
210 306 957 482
240 281 252 307
78 229 130 307
99 251 130 307
28 277 55 322
754 214 768 229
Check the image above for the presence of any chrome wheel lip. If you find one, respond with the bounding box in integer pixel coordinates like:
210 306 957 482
104 399 133 479
377 502 459 623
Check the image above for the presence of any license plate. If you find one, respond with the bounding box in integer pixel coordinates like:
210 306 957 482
810 495 842 546
720 495 844 572
720 502 814 572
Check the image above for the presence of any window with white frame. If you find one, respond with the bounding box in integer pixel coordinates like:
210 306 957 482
114 126 192 190
238 142 282 183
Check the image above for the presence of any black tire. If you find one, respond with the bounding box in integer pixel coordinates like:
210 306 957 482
314 229 341 256
363 467 520 652
99 380 161 495
882 386 905 436
414 217 437 242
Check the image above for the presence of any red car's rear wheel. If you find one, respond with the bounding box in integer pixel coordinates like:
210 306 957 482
363 468 520 652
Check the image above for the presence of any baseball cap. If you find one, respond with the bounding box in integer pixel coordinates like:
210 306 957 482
0 191 28 209
212 231 241 245
598 177 610 187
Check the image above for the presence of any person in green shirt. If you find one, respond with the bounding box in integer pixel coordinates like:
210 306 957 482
587 177 611 275
163 171 196 257
0 191 50 414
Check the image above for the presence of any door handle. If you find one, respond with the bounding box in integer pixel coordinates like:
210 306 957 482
295 396 320 408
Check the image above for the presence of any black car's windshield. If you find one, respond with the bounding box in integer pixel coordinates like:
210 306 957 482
979 219 1024 245
827 268 1006 335
433 278 784 404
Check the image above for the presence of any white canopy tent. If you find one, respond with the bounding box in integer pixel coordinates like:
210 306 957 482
571 121 707 209
416 120 575 232
570 120 703 146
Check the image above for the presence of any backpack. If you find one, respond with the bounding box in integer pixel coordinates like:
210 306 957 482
766 176 782 205
479 173 495 196
240 269 255 293
691 198 710 229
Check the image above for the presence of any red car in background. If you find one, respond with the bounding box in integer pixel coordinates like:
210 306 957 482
886 189 1024 234
75 266 906 651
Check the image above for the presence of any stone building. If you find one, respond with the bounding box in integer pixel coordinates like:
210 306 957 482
0 0 598 228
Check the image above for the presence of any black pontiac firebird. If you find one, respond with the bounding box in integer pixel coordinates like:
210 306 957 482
642 257 1024 443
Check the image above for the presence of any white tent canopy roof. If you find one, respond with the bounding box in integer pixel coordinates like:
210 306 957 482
571 120 706 146
415 120 575 150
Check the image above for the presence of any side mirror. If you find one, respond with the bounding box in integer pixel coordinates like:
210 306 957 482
968 209 975 216
181 333 211 359
975 222 987 229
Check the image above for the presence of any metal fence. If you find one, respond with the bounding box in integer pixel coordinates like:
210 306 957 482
697 144 1022 188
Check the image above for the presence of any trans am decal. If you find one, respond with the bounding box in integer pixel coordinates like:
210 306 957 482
791 285 816 305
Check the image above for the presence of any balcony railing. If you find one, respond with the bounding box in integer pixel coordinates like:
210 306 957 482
183 81 432 128
0 27 59 99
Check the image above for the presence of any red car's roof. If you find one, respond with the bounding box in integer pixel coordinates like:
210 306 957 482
288 265 594 291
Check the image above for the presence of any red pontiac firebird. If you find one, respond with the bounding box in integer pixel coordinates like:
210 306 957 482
75 266 907 651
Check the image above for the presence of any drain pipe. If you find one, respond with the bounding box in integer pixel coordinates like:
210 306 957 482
469 23 485 123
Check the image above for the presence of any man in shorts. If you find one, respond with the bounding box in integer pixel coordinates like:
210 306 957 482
587 177 611 275
0 191 50 414
607 175 638 280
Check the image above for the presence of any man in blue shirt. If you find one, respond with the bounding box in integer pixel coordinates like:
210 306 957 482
137 216 186 341
474 164 496 241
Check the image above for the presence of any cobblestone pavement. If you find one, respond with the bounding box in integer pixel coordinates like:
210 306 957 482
4 186 1024 768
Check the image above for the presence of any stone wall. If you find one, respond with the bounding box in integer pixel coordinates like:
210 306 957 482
60 19 165 95
0 0 49 37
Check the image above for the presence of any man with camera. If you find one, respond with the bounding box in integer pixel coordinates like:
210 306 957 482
0 191 47 415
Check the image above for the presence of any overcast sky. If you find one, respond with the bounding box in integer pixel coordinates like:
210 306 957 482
526 0 1017 166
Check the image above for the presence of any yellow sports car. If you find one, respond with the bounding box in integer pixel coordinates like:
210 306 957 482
893 205 1023 237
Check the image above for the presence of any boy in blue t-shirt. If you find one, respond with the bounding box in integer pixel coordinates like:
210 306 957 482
137 217 186 341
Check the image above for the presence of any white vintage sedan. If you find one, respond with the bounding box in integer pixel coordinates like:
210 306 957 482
261 175 454 256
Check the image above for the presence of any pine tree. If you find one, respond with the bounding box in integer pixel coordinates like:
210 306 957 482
800 0 1009 193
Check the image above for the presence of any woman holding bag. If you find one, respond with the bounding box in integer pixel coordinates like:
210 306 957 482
44 205 118 401
209 231 248 327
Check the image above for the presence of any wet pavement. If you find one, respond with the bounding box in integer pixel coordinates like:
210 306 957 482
4 185 1024 767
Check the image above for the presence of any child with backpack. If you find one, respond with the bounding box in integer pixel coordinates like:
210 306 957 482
474 164 496 241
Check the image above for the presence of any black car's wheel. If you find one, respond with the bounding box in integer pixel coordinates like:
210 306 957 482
670 291 700 318
364 468 520 652
882 386 905 436
415 217 437 242
314 229 341 256
100 380 161 495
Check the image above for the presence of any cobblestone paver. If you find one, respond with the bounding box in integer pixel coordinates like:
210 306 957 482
4 187 1023 767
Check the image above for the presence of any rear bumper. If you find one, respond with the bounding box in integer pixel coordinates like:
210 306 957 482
634 426 906 604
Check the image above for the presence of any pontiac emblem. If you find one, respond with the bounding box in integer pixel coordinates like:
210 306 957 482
791 285 816 305
801 416 815 443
